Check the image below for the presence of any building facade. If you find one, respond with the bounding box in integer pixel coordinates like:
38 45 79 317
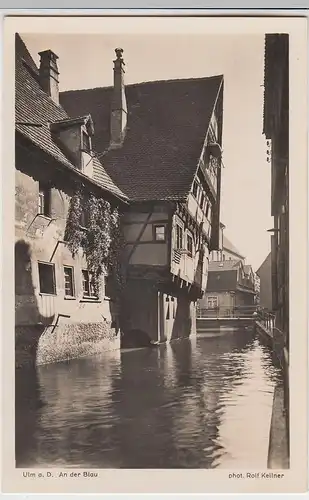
263 34 289 352
61 49 224 346
256 252 272 310
200 259 256 316
263 34 289 449
199 224 256 315
15 35 127 367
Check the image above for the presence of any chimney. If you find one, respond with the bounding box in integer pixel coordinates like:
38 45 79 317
111 48 127 147
38 50 60 105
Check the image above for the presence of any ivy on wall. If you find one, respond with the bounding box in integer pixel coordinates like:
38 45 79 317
64 186 125 298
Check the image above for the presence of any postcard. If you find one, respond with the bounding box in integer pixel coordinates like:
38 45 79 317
2 13 308 494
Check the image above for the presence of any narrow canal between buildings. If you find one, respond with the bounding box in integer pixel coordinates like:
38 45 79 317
16 328 282 469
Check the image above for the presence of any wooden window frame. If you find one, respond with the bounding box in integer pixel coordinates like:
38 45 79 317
153 224 166 242
38 182 51 217
187 234 193 258
175 223 183 250
207 296 218 309
192 179 199 199
82 269 97 299
63 265 75 298
38 261 56 296
81 130 91 153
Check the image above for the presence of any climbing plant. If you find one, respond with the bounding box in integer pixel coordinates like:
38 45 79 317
64 185 126 298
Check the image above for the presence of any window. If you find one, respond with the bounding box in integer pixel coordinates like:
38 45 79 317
82 131 91 152
176 224 183 249
38 182 51 217
63 266 75 297
192 180 199 198
38 262 56 295
199 191 205 210
82 270 97 298
205 202 210 219
187 234 193 257
207 296 218 309
222 254 225 261
154 224 166 242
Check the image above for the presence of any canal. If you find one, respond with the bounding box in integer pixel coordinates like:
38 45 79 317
16 328 282 469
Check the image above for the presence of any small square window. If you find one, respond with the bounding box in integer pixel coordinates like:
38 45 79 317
207 296 218 309
64 266 75 297
38 262 56 295
82 270 97 298
154 225 166 242
38 182 51 217
187 234 193 257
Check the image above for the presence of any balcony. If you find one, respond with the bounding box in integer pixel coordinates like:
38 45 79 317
171 249 206 292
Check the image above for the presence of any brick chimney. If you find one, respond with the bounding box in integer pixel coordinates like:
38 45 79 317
111 48 127 148
38 49 59 105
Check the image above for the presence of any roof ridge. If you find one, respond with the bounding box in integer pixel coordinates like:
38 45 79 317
60 74 224 95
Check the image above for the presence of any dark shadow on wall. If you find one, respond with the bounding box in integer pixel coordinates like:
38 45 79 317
118 280 155 348
15 240 54 467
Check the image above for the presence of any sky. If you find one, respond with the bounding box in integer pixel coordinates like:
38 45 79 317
22 33 273 271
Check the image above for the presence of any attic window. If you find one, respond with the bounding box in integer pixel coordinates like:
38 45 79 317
82 131 91 153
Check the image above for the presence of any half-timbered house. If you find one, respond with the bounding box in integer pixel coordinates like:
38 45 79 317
61 48 224 346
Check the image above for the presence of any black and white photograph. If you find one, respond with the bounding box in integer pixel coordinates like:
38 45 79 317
2 14 308 495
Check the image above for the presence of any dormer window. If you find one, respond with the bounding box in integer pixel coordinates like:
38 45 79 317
50 114 95 177
82 131 91 153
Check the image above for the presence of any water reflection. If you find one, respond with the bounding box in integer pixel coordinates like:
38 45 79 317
16 329 282 469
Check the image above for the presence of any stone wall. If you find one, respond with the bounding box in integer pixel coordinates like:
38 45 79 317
16 321 120 367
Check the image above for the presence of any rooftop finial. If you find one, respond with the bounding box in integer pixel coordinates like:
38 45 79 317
115 48 124 60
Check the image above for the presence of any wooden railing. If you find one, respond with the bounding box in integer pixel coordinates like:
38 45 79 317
197 304 258 319
256 308 276 334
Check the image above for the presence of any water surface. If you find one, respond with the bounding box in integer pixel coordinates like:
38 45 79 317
16 329 281 469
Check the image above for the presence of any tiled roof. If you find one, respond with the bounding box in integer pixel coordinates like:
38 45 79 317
223 235 245 259
15 34 126 201
208 259 241 272
60 75 223 202
206 268 237 292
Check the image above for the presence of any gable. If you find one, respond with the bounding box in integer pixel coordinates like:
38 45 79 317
15 34 126 201
60 75 223 202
